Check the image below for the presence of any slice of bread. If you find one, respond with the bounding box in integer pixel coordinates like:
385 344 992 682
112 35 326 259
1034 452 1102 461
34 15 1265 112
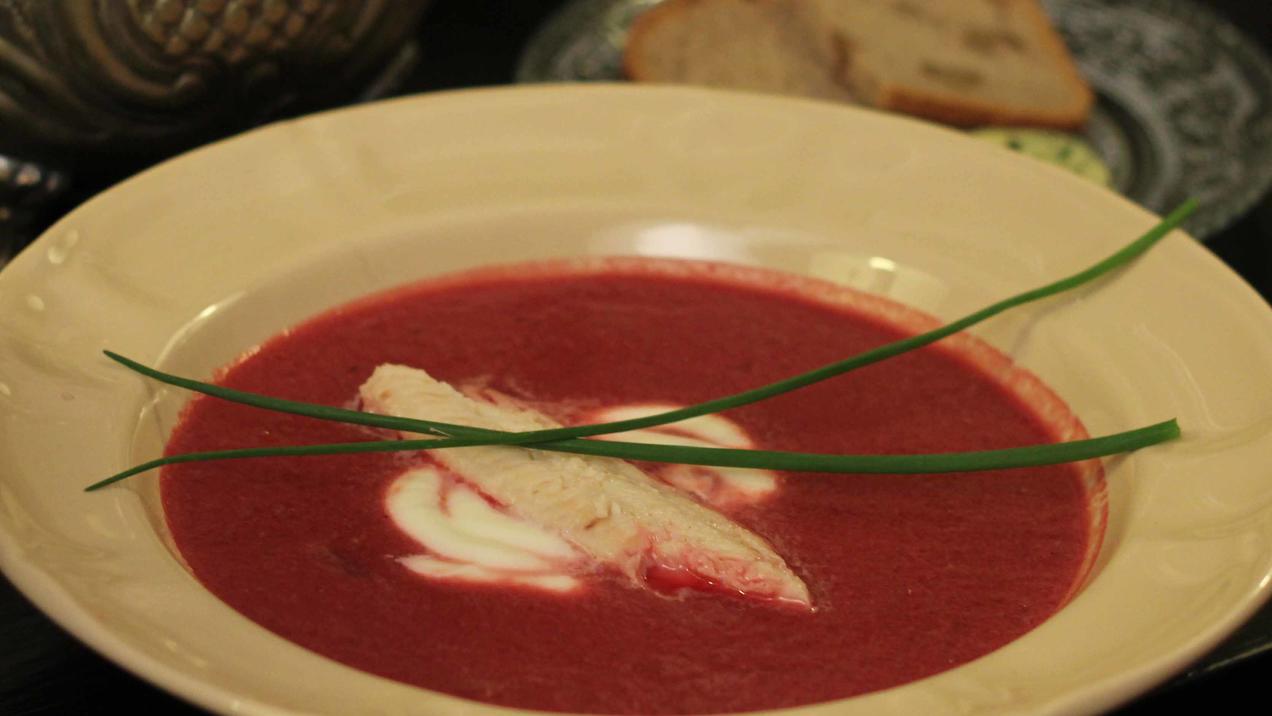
624 0 1093 129
621 0 855 103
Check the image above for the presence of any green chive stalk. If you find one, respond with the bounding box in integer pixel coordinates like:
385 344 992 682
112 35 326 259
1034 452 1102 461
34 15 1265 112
88 201 1195 491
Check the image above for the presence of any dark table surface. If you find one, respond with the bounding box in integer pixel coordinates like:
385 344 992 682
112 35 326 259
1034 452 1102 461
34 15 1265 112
2 0 1270 713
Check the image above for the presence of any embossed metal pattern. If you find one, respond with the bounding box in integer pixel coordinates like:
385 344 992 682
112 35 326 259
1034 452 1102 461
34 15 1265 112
0 0 430 259
0 153 67 264
517 0 1272 240
0 0 429 151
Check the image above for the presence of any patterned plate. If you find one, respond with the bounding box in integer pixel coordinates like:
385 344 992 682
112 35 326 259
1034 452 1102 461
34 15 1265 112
517 0 1272 240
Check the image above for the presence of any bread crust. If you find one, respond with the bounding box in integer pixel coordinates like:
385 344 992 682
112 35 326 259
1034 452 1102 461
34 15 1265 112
623 0 715 82
877 81 1093 130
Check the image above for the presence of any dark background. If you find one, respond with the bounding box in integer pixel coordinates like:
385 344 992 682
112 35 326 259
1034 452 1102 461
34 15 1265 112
2 1 1270 714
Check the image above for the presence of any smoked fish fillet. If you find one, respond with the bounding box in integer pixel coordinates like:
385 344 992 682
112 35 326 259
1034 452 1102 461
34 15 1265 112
359 364 811 607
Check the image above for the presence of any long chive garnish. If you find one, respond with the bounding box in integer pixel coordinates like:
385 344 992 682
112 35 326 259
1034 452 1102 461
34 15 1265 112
484 198 1197 444
89 202 1195 491
84 419 1180 492
103 199 1195 444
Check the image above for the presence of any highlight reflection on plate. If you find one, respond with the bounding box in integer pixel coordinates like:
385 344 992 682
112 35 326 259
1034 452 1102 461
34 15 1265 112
517 0 1272 240
1 86 1271 716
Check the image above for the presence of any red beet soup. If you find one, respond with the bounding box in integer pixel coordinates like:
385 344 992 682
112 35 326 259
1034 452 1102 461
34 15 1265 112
161 258 1103 714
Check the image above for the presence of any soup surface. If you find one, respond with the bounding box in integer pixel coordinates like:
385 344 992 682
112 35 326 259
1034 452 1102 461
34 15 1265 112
162 258 1103 714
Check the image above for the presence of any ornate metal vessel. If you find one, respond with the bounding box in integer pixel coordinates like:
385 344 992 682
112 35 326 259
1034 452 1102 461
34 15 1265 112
0 0 431 254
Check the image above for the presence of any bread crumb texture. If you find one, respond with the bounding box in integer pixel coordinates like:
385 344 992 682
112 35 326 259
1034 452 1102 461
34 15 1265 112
625 0 1093 129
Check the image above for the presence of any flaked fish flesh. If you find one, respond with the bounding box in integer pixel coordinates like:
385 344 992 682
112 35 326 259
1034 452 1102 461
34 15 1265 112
359 364 811 607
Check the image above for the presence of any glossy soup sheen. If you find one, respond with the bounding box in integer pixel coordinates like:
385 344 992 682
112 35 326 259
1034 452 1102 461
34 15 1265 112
162 259 1102 714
